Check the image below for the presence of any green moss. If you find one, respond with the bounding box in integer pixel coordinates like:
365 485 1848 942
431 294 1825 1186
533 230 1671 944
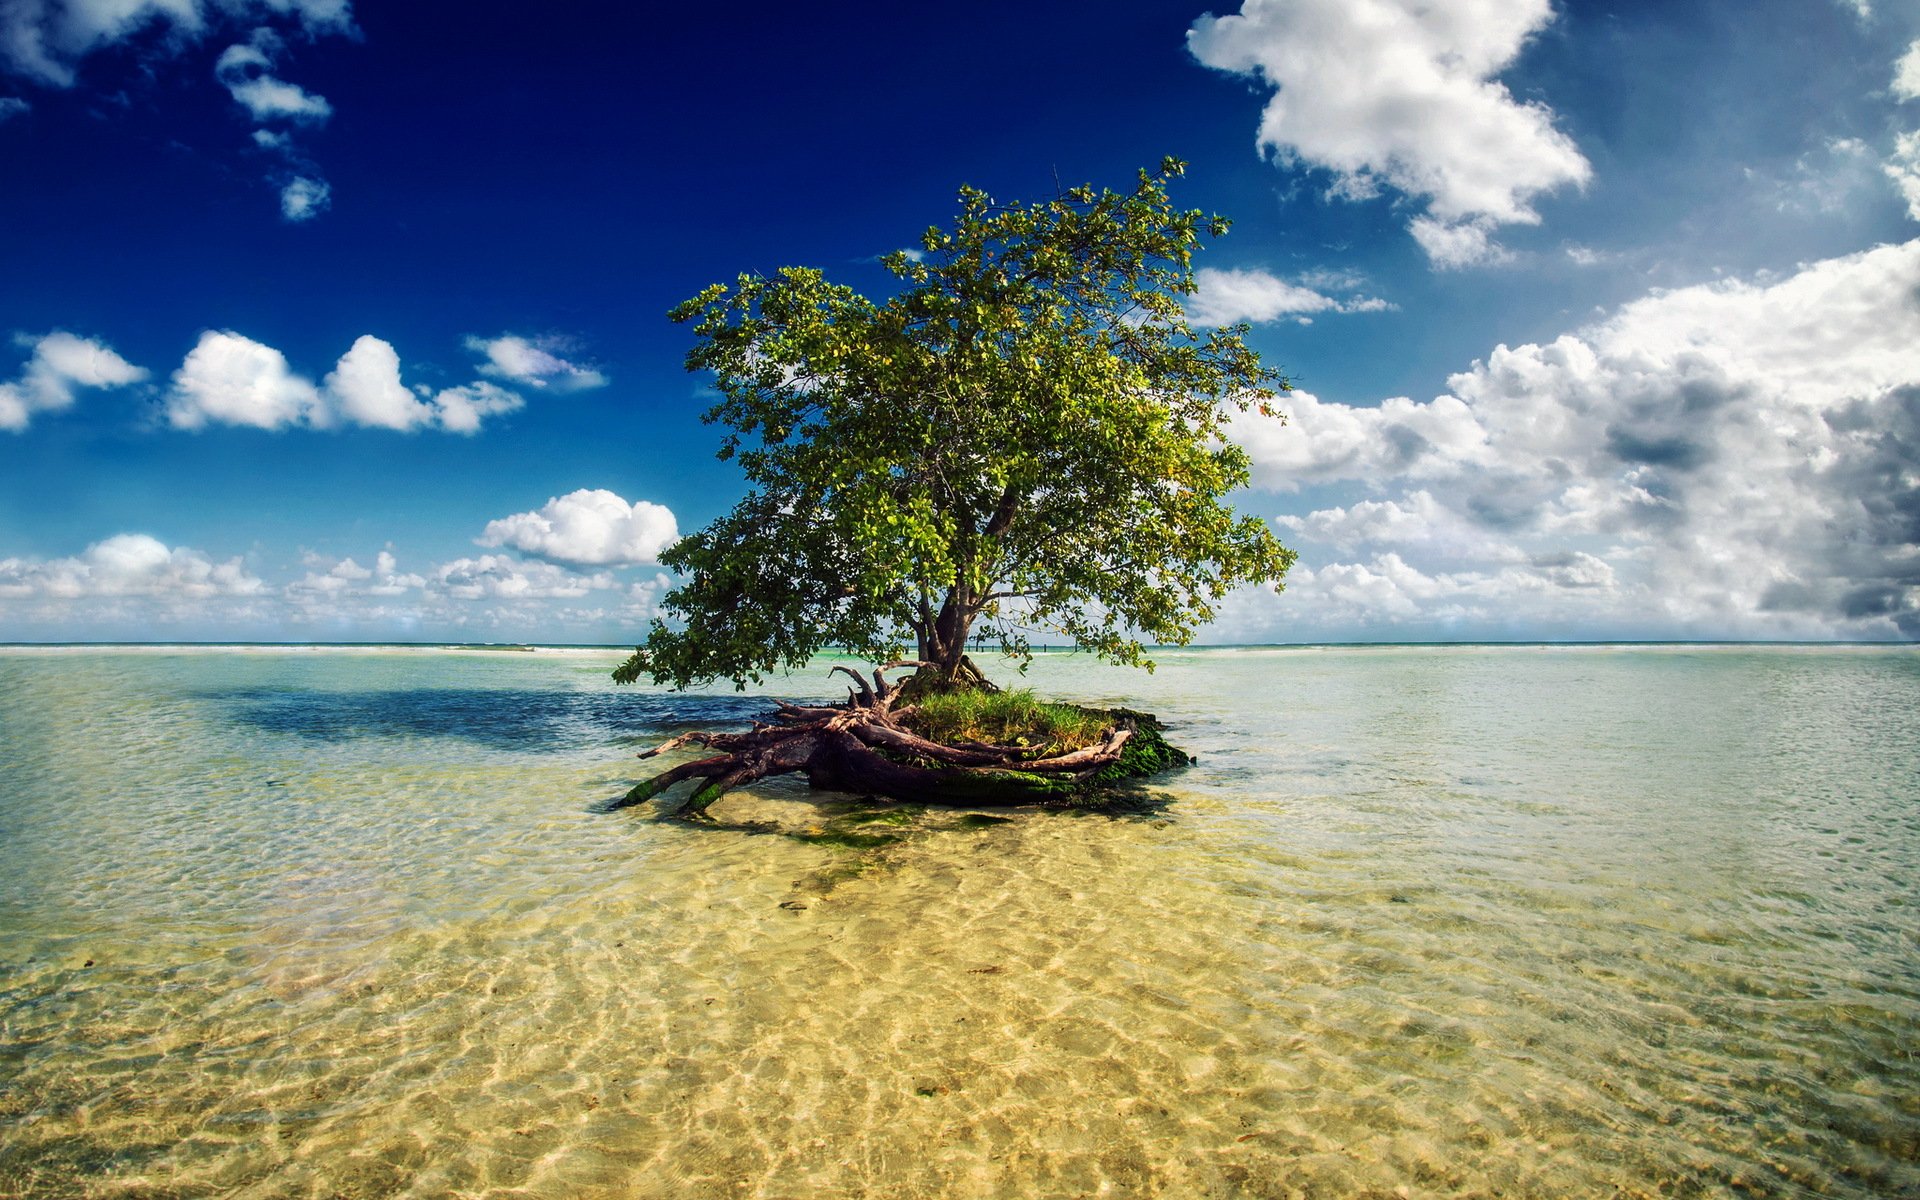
1087 709 1193 784
791 828 901 850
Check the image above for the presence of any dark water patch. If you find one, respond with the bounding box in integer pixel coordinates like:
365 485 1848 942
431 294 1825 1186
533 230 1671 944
206 688 780 753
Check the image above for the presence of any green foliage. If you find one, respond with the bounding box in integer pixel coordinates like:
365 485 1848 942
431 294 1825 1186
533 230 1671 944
903 688 1109 755
615 157 1296 690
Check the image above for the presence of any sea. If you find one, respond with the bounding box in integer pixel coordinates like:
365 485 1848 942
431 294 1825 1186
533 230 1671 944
0 644 1915 1198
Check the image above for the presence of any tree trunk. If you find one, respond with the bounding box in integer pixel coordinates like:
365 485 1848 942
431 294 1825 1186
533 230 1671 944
911 589 997 695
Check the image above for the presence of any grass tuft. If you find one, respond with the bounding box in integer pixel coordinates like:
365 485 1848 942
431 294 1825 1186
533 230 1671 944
903 688 1108 756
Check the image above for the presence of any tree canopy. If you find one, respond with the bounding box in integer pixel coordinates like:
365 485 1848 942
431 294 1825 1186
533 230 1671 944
614 157 1295 691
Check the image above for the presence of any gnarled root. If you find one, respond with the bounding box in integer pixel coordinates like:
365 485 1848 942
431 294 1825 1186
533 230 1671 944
612 661 1144 818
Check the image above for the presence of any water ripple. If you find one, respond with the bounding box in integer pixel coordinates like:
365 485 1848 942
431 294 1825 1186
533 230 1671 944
0 646 1916 1197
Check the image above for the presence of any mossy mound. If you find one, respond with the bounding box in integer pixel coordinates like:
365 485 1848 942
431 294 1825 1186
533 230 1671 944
895 695 1191 809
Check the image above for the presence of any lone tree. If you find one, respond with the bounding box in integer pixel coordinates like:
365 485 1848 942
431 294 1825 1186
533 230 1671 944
610 160 1295 815
615 158 1294 697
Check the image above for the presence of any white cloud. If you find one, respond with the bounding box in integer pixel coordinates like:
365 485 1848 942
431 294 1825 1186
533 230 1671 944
214 36 329 122
1241 550 1622 632
288 550 425 600
1187 267 1392 326
371 550 425 594
427 380 523 434
1232 389 1490 490
1409 215 1513 270
433 554 614 600
167 330 326 430
1188 0 1590 267
1897 41 1920 103
0 331 148 431
0 533 262 599
321 334 434 430
1236 239 1920 639
479 489 679 567
166 331 524 433
0 0 353 87
0 95 26 119
1277 490 1523 561
279 175 330 221
465 334 607 391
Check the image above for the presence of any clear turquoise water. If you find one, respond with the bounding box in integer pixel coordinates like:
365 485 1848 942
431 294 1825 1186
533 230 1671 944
0 645 1915 1198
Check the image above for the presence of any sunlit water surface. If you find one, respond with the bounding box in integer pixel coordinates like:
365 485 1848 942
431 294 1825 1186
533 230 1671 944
0 645 1916 1198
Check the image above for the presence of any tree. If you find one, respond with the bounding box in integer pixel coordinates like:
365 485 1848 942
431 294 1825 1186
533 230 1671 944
614 157 1294 693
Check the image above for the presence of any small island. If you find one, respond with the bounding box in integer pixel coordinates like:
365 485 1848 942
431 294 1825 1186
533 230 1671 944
614 661 1191 818
610 160 1295 815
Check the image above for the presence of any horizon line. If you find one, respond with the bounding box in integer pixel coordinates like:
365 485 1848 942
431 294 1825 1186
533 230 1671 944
1 639 1913 651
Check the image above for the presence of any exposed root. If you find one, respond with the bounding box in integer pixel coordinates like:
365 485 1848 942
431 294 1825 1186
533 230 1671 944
611 662 1158 818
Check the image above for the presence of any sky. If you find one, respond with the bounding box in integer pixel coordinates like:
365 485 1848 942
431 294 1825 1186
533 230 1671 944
2 0 1918 646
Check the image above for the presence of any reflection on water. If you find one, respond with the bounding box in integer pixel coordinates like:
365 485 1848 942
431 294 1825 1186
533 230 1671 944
0 645 1916 1198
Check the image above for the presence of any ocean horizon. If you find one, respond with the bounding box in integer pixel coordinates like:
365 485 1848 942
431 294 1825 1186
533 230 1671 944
3 638 1913 651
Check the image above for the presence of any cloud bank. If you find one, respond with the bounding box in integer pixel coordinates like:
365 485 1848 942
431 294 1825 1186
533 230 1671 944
1189 0 1590 267
1234 239 1920 640
0 533 262 599
0 537 674 642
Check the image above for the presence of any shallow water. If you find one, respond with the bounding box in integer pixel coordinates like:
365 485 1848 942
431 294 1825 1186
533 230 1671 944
0 645 1916 1198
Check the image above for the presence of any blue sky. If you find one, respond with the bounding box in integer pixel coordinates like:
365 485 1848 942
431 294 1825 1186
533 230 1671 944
2 0 1917 645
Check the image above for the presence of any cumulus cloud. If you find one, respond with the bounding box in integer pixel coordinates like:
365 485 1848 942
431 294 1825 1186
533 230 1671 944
1187 267 1392 326
0 95 26 119
1234 239 1920 640
167 330 325 429
166 331 525 434
1277 490 1523 562
0 331 148 431
466 335 608 391
0 533 262 599
321 335 433 430
1231 390 1489 489
1188 0 1590 267
479 489 679 567
0 0 352 87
